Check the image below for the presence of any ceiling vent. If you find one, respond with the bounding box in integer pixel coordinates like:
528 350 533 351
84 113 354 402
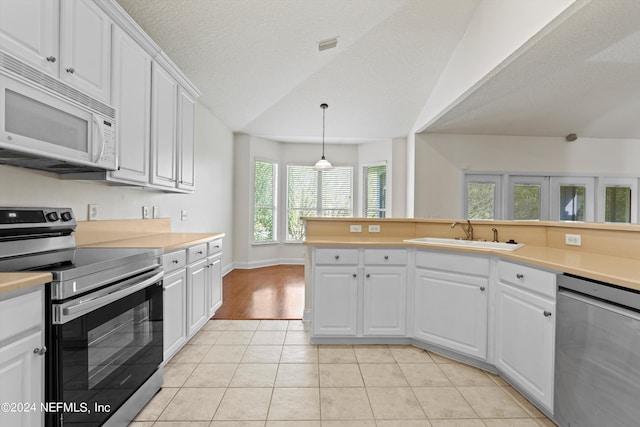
318 37 338 52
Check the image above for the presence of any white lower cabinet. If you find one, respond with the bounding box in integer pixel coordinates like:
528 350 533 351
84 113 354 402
495 260 556 411
313 266 358 336
363 267 407 336
187 258 208 336
414 268 488 359
0 287 45 427
163 268 187 361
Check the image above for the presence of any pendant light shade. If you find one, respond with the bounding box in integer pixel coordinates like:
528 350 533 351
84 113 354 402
314 103 334 170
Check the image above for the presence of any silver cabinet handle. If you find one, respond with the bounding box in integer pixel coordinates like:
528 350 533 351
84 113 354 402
543 311 552 317
480 286 486 291
335 255 340 260
384 255 389 260
197 250 203 255
172 259 179 264
366 274 371 278
66 67 75 74
352 273 357 278
33 346 47 356
516 273 524 279
46 56 56 63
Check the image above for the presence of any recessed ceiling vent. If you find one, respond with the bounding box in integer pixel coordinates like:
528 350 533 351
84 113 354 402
318 37 338 52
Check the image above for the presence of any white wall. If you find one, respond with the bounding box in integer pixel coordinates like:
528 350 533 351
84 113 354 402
0 103 235 272
414 133 640 218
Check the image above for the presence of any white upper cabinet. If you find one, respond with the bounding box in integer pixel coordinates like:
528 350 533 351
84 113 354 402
0 0 59 75
150 62 178 188
177 86 196 191
0 0 112 103
59 0 112 103
110 25 151 184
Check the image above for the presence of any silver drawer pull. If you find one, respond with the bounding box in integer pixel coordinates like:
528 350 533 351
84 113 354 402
46 56 56 63
352 273 357 278
335 255 340 260
480 286 486 291
384 255 389 260
33 346 47 356
516 273 524 279
543 311 552 317
366 274 371 278
172 259 179 264
66 67 75 74
197 250 204 255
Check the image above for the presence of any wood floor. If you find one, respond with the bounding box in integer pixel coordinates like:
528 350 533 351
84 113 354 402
213 265 305 320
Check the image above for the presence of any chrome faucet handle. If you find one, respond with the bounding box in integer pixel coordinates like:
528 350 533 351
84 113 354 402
491 227 498 242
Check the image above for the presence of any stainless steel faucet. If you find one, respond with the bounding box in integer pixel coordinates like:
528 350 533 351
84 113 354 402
451 220 474 240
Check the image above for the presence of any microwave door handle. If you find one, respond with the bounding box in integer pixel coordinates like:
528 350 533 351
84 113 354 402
93 114 106 163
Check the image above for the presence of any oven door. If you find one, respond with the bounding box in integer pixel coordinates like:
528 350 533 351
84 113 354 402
47 271 163 426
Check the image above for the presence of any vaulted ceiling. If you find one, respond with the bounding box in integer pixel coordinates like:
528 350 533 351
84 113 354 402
116 0 640 142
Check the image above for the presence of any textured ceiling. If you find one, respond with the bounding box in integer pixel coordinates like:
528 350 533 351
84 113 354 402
116 0 640 142
115 0 479 143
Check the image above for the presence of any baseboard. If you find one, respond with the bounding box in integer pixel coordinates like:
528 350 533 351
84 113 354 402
302 309 312 323
231 258 304 270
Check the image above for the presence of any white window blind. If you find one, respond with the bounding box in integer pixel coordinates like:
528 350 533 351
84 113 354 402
286 164 353 241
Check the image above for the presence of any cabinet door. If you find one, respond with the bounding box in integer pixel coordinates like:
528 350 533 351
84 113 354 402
495 282 555 410
177 87 196 191
150 62 178 188
206 255 223 317
163 269 187 362
363 267 407 336
313 267 358 336
187 259 208 337
0 0 59 75
414 269 488 359
59 0 112 102
110 26 151 184
0 330 43 427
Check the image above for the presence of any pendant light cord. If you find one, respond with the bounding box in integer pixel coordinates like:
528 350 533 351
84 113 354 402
321 103 327 158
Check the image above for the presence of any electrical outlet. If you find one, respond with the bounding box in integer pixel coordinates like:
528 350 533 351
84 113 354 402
368 224 381 233
142 206 150 219
565 234 582 246
88 204 98 221
350 225 362 233
181 210 188 221
152 206 159 219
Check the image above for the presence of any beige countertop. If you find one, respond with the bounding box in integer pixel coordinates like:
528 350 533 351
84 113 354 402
304 237 640 292
0 232 225 295
0 272 51 295
81 232 225 252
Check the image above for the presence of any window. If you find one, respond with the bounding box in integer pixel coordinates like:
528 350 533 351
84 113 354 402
550 177 594 222
253 159 277 242
364 164 386 218
598 178 637 223
464 174 502 219
287 165 353 241
507 176 549 220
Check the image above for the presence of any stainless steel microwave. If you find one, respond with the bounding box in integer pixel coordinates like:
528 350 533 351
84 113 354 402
0 59 117 173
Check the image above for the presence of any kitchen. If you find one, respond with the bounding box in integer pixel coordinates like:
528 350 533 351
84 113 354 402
1 0 640 426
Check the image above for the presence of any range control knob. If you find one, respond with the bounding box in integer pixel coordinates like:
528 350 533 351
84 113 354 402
45 212 59 222
60 212 73 222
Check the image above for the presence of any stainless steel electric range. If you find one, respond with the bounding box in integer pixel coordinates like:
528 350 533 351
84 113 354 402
0 207 164 426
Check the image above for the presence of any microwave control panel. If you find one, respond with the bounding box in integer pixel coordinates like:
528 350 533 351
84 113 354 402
98 119 116 169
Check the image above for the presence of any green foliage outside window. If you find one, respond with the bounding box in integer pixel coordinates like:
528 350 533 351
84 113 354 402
467 182 495 219
254 160 276 242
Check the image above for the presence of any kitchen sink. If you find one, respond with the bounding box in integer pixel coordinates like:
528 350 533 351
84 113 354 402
404 237 524 251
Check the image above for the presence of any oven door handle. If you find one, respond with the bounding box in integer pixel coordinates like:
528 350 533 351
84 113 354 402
61 271 163 318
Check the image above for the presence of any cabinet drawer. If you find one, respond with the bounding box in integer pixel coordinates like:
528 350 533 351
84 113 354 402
0 288 43 342
163 250 186 273
364 248 408 265
498 260 556 298
416 250 489 276
187 243 208 263
315 248 359 265
208 239 223 256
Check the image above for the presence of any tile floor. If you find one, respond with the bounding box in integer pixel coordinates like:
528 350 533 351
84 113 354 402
130 320 556 427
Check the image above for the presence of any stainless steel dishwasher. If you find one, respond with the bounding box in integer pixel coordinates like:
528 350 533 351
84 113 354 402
555 274 640 427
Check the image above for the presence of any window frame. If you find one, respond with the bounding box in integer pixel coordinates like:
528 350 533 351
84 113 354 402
506 175 550 221
597 177 638 223
252 157 278 244
463 173 503 220
550 176 595 222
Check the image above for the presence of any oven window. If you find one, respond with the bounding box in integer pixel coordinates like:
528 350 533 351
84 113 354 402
87 300 152 388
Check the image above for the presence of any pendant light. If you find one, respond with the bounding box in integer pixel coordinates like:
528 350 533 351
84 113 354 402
314 103 334 170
